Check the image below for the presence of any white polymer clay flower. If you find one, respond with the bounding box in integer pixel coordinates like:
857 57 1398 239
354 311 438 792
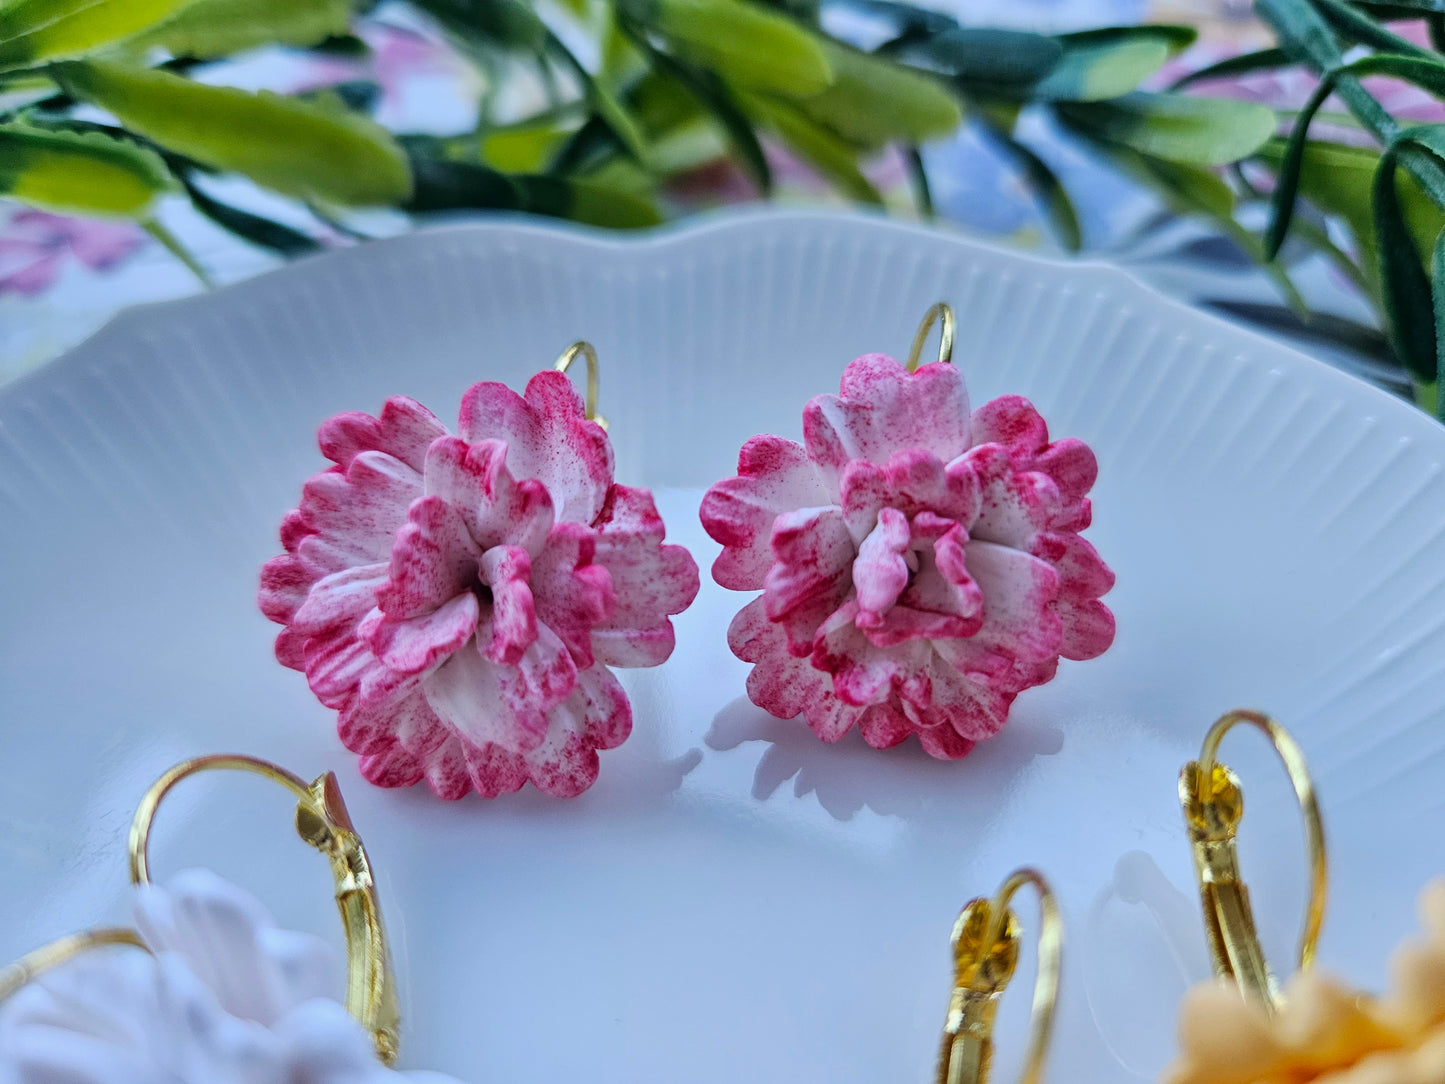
0 869 461 1083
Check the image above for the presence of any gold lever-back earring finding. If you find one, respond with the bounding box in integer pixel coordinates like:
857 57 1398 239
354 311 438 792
907 302 956 372
1178 709 1328 1011
0 927 150 1005
937 867 1063 1084
555 340 608 430
129 754 401 1064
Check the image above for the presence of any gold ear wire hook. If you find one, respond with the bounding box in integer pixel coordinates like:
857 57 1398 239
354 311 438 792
1178 710 1328 1010
0 928 150 1004
907 302 956 372
128 755 401 1064
555 340 608 430
938 868 1062 1084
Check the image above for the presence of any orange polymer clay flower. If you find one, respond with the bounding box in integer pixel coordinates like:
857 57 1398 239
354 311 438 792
1165 880 1445 1084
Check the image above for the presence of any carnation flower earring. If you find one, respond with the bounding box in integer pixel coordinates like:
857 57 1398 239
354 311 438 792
0 755 455 1081
937 867 1062 1084
701 302 1116 759
261 341 701 800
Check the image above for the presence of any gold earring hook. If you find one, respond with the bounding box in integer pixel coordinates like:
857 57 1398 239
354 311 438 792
555 340 608 430
1178 710 1328 1010
129 755 401 1064
907 302 956 373
938 867 1062 1084
0 928 150 1005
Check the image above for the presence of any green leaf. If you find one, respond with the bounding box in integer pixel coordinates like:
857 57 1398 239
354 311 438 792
0 0 99 42
405 154 661 227
129 0 354 58
1433 229 1445 417
54 60 411 204
514 173 662 227
786 39 960 148
899 27 1061 85
0 119 170 214
1374 142 1438 380
409 0 547 52
904 145 931 217
482 118 573 172
1167 47 1294 90
1354 0 1445 11
983 126 1082 250
544 31 649 166
0 0 199 69
620 0 831 94
1268 54 1445 258
741 90 881 203
1256 0 1345 70
1057 92 1276 165
1258 137 1445 281
181 175 320 255
639 41 770 191
1030 26 1192 101
1309 0 1434 56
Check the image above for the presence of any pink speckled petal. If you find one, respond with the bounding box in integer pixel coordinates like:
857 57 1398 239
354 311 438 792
700 435 830 590
853 506 911 626
318 395 448 472
1042 531 1115 602
424 645 546 754
290 564 387 637
918 723 976 760
258 555 313 625
965 541 1063 664
963 443 1061 550
476 543 537 665
1057 597 1116 661
970 394 1048 457
530 522 614 668
359 744 424 789
589 485 699 665
764 506 855 655
367 592 479 675
374 496 481 620
423 436 556 555
296 452 422 571
457 371 613 525
804 356 971 479
858 703 912 749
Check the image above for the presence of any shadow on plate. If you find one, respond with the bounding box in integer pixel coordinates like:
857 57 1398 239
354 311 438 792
705 696 1064 823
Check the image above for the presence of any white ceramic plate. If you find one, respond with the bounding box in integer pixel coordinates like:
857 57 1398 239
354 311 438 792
2 209 1443 1083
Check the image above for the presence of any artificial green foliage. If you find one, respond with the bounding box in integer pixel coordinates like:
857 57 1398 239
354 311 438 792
5 0 1445 416
54 60 412 205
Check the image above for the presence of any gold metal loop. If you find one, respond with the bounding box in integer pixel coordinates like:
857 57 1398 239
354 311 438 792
937 867 1063 1084
554 340 608 430
907 302 956 372
1178 710 1328 1010
129 755 400 1064
0 928 150 1005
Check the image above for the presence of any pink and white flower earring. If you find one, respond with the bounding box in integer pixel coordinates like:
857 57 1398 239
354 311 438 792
260 342 701 800
700 303 1116 760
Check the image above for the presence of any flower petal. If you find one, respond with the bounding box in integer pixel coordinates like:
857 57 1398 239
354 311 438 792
530 523 613 668
476 543 537 665
804 355 971 481
457 370 613 525
764 506 855 655
291 563 387 637
296 451 421 570
423 436 554 554
367 592 479 675
700 435 830 590
318 395 448 473
853 506 911 627
589 485 697 667
965 540 1063 664
374 496 481 621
